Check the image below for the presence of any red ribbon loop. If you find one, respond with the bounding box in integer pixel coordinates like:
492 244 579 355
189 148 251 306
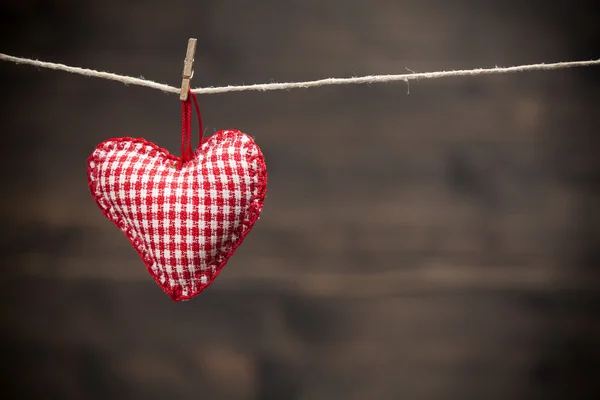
180 89 202 165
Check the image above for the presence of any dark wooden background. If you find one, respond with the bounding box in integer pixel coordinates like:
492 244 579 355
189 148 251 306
1 1 599 399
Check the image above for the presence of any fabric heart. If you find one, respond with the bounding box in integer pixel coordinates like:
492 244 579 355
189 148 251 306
87 130 267 301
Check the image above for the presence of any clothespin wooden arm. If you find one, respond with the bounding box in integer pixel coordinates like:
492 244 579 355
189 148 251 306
180 38 197 101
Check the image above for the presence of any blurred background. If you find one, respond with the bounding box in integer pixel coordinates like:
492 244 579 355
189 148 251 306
0 0 599 399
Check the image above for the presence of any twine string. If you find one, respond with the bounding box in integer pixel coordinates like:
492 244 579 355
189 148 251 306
1 53 598 95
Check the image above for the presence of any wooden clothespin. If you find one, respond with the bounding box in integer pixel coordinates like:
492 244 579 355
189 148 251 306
180 38 197 101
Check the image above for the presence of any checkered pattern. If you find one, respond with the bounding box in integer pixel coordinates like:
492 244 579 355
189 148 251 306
87 130 267 301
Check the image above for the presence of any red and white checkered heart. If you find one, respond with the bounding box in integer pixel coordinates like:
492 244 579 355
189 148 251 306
87 130 267 301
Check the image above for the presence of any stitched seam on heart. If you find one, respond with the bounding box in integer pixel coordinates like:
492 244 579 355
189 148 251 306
197 133 268 298
167 130 268 300
174 131 268 300
87 130 267 301
87 131 264 299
